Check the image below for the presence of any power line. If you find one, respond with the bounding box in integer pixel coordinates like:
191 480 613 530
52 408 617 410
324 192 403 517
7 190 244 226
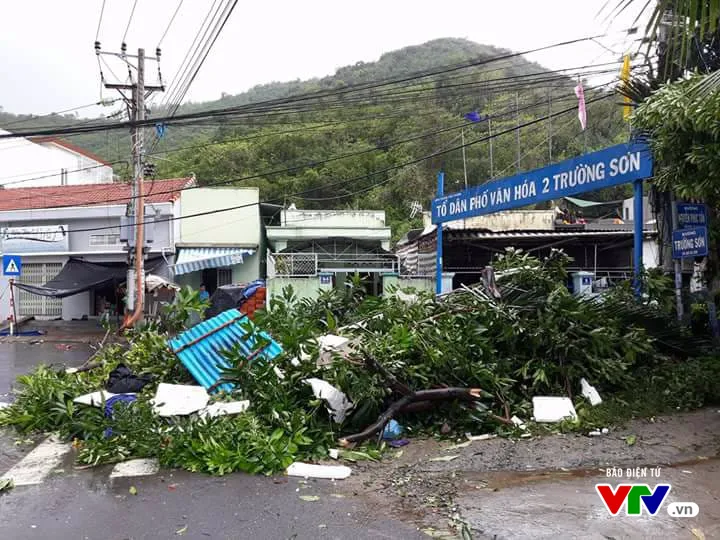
1 77 622 199
122 0 139 46
157 0 184 48
95 0 107 42
28 93 617 235
0 36 616 141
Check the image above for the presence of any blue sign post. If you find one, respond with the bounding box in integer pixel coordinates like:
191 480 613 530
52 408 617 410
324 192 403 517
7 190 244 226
435 171 444 295
672 227 709 258
2 254 22 277
432 141 654 295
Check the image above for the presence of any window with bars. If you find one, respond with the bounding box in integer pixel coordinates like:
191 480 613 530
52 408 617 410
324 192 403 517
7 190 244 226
89 233 121 246
217 268 232 286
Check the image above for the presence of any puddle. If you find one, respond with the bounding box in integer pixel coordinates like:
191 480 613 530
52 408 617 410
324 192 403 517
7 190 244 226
461 455 720 490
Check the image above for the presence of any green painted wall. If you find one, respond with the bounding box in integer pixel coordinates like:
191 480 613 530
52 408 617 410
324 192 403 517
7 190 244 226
267 275 333 308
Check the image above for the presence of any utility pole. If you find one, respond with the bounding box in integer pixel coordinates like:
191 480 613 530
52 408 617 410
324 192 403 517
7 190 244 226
461 128 468 189
515 92 521 173
547 88 552 162
488 117 494 178
96 43 163 328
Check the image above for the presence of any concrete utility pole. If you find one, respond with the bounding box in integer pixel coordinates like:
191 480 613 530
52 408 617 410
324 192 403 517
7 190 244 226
515 92 521 173
96 43 163 328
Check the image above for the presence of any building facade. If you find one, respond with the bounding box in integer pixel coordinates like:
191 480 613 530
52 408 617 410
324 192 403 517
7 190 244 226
0 178 192 321
0 131 114 188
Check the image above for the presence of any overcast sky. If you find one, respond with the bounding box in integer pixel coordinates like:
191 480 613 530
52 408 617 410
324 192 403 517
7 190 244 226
0 1 646 117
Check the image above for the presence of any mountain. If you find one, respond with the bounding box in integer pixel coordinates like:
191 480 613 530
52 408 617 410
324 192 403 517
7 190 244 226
0 39 626 239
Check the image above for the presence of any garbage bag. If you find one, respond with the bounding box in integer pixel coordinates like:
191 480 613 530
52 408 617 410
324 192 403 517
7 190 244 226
105 364 154 394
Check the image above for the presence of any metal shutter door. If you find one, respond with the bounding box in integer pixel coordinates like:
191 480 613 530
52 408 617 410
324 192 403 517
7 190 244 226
17 263 63 318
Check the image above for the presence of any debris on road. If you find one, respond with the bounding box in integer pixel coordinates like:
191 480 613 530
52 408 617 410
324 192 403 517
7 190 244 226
152 384 209 417
532 397 578 423
298 495 320 502
580 378 602 406
429 455 459 462
128 486 138 496
198 400 250 418
105 364 153 394
74 390 129 407
382 419 403 440
168 308 282 393
303 378 353 422
0 478 13 493
465 433 497 441
287 462 352 480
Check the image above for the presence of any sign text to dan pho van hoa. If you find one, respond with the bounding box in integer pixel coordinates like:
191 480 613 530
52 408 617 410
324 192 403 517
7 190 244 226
432 142 652 224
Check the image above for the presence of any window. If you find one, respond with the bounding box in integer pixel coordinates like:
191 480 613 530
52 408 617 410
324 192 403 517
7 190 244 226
218 268 232 286
89 233 121 246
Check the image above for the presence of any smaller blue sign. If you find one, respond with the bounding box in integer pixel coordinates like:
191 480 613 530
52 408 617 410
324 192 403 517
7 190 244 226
672 227 708 259
677 203 708 228
319 274 332 285
2 254 22 276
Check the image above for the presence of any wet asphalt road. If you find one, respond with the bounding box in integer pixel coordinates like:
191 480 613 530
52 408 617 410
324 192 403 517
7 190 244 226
0 343 424 540
0 467 423 540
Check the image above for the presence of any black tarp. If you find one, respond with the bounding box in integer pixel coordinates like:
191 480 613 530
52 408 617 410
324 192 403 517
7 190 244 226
205 281 265 319
13 258 164 298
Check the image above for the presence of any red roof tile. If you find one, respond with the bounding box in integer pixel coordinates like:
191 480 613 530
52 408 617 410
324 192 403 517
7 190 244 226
0 178 195 211
30 137 113 166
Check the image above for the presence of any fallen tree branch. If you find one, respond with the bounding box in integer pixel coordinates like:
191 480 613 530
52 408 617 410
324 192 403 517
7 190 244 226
339 387 483 447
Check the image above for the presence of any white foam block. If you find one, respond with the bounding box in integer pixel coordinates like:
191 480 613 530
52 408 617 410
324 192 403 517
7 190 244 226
532 396 577 423
286 462 351 480
109 458 160 478
152 384 209 417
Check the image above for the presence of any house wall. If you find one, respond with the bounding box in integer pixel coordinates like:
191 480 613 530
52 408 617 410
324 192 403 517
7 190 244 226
266 275 333 307
422 210 556 231
0 131 112 188
179 188 261 246
382 273 455 295
0 203 176 321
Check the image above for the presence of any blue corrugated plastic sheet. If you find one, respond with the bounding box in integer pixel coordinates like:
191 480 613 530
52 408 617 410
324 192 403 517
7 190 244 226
168 308 283 394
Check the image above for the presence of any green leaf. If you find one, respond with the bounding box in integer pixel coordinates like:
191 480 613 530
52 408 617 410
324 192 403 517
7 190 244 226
626 435 637 446
129 486 138 495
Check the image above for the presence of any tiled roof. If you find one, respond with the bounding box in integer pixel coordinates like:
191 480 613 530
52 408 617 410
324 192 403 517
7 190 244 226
29 137 112 166
0 178 194 211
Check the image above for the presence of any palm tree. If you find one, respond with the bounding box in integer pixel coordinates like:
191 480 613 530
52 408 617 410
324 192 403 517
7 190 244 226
609 1 720 92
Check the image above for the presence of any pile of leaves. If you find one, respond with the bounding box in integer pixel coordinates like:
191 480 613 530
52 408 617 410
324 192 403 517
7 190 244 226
0 251 717 476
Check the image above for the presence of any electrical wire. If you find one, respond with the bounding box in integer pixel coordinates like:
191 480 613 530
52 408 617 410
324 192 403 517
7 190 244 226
122 0 139 45
95 0 107 42
157 0 184 48
1 79 618 199
0 36 621 141
17 92 617 234
1 100 119 128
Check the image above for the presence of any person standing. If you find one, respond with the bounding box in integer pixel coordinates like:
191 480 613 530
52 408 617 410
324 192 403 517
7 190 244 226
199 284 210 301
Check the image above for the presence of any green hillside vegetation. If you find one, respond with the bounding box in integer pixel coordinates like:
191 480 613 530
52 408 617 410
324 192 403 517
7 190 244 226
0 39 628 239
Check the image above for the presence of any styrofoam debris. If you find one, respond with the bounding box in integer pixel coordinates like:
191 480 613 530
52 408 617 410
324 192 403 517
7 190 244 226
511 415 527 430
465 433 497 441
198 401 250 418
580 378 603 406
65 367 79 374
303 378 353 423
74 390 126 407
532 396 578 423
317 334 353 367
395 290 419 304
152 384 209 417
588 430 602 437
0 402 10 409
328 449 340 460
601 428 609 435
286 462 351 480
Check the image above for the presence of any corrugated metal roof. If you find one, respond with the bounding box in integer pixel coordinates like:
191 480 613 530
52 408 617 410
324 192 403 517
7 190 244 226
168 308 282 393
448 230 652 241
172 247 255 275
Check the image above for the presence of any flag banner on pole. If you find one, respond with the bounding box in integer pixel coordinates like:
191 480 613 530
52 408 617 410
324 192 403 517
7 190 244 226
621 54 632 121
574 81 587 131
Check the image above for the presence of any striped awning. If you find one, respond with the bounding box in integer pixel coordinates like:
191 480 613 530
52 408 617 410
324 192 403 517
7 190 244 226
172 247 255 276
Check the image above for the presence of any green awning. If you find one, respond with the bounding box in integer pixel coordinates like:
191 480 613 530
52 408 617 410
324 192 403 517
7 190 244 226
563 196 622 208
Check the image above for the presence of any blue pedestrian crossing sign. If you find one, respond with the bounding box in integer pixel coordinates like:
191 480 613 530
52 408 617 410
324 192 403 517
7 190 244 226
2 255 22 276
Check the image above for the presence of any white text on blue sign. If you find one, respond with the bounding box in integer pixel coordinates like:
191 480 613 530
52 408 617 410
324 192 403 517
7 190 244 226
432 142 652 224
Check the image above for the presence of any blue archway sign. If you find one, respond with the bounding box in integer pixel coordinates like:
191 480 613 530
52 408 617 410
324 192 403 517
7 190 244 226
432 141 654 294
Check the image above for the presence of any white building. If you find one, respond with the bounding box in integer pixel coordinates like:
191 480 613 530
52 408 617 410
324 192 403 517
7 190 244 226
0 130 114 188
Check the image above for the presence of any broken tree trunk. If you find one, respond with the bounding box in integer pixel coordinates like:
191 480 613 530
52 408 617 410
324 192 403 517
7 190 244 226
339 387 483 447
